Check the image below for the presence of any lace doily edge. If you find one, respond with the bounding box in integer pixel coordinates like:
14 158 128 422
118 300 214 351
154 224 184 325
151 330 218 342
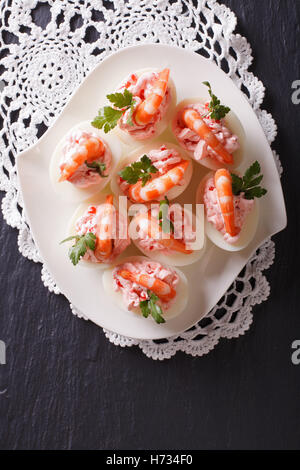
0 0 280 360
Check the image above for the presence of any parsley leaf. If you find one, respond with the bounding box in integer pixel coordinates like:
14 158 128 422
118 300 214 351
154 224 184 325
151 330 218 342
119 166 140 185
244 175 263 189
84 232 97 250
158 196 174 234
92 106 122 133
119 155 158 186
231 161 267 200
107 88 133 109
231 173 243 195
243 161 261 186
126 102 136 126
139 290 165 324
203 81 230 120
140 300 150 318
149 292 165 324
85 160 107 178
244 186 267 200
60 232 96 266
92 89 135 133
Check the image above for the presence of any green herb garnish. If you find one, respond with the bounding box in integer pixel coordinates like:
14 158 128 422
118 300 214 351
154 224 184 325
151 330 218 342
92 107 123 133
126 101 135 126
119 155 158 187
106 89 134 109
140 290 165 324
158 196 174 234
231 161 267 200
203 81 230 120
60 233 96 266
92 88 135 133
85 160 107 178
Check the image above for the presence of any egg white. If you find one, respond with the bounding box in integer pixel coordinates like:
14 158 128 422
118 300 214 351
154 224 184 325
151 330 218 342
128 207 207 266
64 191 131 270
110 141 193 203
49 121 122 203
196 172 259 252
102 255 189 321
113 68 177 148
171 98 245 171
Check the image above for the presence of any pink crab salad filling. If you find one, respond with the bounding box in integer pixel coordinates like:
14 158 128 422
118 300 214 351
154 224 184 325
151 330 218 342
75 204 130 263
203 177 254 244
60 130 112 188
137 204 196 253
112 260 179 311
118 71 171 140
173 103 239 164
119 145 185 195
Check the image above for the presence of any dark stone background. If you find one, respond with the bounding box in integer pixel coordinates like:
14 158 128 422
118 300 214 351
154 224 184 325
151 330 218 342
0 0 299 450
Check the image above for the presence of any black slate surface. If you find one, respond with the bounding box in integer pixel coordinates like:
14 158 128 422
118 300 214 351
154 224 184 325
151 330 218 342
0 0 299 450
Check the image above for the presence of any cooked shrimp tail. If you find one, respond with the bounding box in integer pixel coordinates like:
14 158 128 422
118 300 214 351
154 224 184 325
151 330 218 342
94 194 114 260
118 269 176 302
59 135 105 182
182 108 233 165
214 169 238 237
134 68 170 125
128 159 189 202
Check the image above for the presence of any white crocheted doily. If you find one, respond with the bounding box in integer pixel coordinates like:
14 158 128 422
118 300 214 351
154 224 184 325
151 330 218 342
0 0 282 360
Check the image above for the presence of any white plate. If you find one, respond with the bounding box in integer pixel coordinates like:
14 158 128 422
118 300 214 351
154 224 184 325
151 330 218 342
17 44 287 340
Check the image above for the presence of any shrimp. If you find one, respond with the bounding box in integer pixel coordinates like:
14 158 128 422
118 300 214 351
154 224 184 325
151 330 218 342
94 194 114 260
136 213 193 254
134 68 170 125
118 269 176 302
214 169 238 237
182 108 233 165
127 160 189 203
59 134 105 182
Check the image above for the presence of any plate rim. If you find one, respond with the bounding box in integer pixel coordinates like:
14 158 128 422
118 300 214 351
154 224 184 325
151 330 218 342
16 43 287 340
